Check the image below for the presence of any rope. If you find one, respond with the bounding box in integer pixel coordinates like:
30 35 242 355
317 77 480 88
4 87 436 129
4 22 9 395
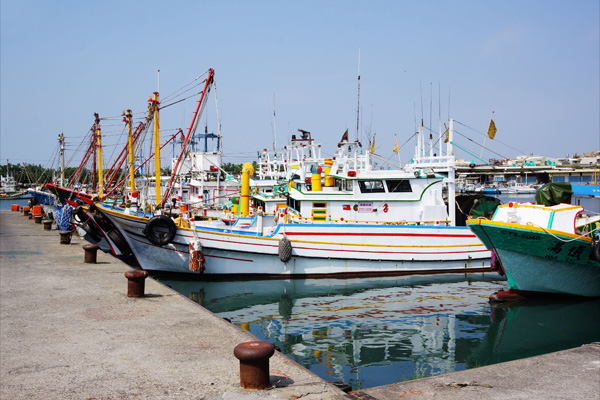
454 120 526 155
524 221 600 243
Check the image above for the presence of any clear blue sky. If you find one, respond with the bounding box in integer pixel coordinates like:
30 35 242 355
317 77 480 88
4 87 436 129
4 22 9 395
2 0 599 170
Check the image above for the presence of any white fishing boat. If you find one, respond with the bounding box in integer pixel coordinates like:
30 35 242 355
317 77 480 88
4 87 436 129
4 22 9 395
498 180 538 194
96 119 497 276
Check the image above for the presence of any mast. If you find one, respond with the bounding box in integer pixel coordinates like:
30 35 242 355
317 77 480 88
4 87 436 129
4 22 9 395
94 113 104 200
447 119 456 226
125 109 135 193
355 49 361 142
92 120 97 191
152 92 161 206
272 94 277 152
59 133 65 187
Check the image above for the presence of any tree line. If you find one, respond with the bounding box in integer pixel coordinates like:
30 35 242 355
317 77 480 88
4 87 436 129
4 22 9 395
1 161 257 187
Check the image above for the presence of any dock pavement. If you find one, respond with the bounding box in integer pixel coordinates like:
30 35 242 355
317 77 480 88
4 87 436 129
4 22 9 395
1 209 599 399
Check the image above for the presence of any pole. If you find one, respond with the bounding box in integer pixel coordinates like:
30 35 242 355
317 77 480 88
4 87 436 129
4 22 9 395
59 133 65 187
95 113 104 200
448 119 456 226
480 111 494 159
355 48 361 142
125 110 135 193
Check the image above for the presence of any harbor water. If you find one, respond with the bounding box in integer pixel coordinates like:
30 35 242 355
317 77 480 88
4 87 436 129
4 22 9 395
158 273 600 390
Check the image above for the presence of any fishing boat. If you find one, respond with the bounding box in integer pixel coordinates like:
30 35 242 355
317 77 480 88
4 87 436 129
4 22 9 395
95 119 499 277
1 164 29 200
467 202 600 297
498 180 538 194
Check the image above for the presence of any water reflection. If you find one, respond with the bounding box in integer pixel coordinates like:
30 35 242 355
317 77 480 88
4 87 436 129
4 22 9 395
158 274 600 390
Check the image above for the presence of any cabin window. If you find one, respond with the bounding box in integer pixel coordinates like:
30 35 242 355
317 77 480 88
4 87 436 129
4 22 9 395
358 180 385 193
386 179 412 193
287 196 300 212
334 178 352 192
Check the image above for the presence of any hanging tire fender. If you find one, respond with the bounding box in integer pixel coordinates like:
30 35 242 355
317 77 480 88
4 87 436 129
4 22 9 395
71 206 86 224
278 235 293 263
144 215 177 246
591 236 600 263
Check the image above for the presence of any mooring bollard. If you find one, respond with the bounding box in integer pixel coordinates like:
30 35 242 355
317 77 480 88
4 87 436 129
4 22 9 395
83 243 100 264
34 215 43 224
233 341 275 390
43 220 53 231
124 270 148 298
22 206 30 215
59 230 73 245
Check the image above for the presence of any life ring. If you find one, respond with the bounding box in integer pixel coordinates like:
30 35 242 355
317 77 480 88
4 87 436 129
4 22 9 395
144 215 177 246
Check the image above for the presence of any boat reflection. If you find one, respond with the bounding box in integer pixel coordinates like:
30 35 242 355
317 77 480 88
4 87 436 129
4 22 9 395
469 298 600 367
158 273 599 390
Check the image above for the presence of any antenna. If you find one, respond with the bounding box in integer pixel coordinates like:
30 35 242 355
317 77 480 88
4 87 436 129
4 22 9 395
157 69 160 93
273 94 277 152
356 48 361 142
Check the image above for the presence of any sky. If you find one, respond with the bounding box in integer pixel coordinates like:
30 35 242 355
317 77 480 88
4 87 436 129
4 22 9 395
1 0 599 171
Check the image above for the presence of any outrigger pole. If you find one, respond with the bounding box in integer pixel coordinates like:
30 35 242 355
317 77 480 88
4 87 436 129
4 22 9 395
161 68 215 208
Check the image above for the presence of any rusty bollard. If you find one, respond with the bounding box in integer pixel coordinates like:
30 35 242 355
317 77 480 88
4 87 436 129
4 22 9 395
83 243 100 263
43 220 53 231
28 212 33 220
59 230 73 245
124 270 148 298
233 341 275 390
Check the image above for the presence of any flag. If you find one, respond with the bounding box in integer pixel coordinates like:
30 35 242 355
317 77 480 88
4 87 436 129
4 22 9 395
393 134 399 154
487 119 497 140
341 129 348 142
342 204 351 210
444 123 449 143
370 133 376 154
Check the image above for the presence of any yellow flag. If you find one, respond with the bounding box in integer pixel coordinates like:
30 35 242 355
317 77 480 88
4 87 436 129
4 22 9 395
487 119 497 140
393 134 399 154
444 123 449 143
370 134 376 154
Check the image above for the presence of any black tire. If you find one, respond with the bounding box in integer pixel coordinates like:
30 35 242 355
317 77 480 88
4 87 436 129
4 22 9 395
107 229 131 256
144 215 177 246
71 206 86 224
591 236 600 263
278 235 292 263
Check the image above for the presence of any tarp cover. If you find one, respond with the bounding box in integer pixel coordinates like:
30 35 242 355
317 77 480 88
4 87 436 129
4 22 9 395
535 183 572 206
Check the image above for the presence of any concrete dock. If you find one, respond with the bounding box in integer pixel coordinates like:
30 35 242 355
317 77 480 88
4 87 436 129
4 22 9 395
1 209 599 399
0 210 346 400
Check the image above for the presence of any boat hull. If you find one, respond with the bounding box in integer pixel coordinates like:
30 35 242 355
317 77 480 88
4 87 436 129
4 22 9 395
98 204 492 277
468 219 600 297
